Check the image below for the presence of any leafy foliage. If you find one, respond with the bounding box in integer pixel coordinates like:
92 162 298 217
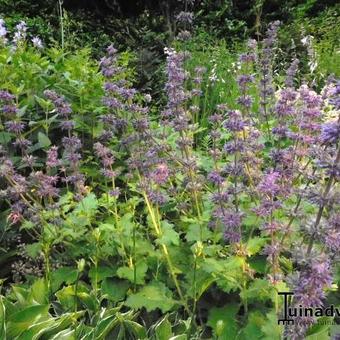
0 7 339 340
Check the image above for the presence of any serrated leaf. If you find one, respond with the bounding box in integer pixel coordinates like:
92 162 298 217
116 261 147 285
157 221 179 246
261 311 283 340
125 281 176 313
240 311 266 339
101 278 129 302
74 193 98 215
207 303 239 339
88 266 115 283
246 237 267 256
25 242 41 258
186 223 212 242
240 279 274 303
0 132 13 144
51 267 78 292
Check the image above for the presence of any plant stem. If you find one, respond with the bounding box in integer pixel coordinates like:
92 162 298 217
143 193 190 313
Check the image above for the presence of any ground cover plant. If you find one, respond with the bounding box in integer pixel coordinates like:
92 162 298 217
0 11 339 340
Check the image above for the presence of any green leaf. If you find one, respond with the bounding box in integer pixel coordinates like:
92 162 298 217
34 96 53 111
186 223 212 242
240 311 266 340
157 221 179 246
51 267 78 292
246 237 267 256
0 296 5 340
125 281 176 313
124 320 147 339
240 279 274 303
169 336 187 340
207 304 239 340
155 315 173 340
38 132 51 148
74 193 98 215
306 317 332 339
7 304 50 337
82 314 119 340
50 328 75 340
30 278 47 304
88 266 115 283
101 278 129 302
56 285 95 311
248 256 267 274
12 286 29 305
0 132 13 144
116 261 147 285
202 257 244 293
16 319 56 340
25 242 41 258
261 311 283 340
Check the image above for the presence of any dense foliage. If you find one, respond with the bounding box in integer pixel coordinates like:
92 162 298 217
0 3 339 340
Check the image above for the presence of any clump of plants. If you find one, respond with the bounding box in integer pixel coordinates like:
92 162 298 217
0 17 339 340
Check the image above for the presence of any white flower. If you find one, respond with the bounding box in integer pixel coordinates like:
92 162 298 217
144 94 152 103
32 36 43 49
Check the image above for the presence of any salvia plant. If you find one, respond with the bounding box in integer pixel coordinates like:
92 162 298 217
0 15 339 340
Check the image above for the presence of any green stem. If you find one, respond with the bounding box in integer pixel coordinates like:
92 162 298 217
143 193 190 313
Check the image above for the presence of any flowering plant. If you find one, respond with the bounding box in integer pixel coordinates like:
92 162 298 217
0 18 339 339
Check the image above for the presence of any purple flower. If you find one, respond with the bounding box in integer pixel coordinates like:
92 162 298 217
109 188 120 198
151 164 169 185
258 171 281 196
324 214 340 252
13 138 31 149
285 58 299 88
44 90 72 117
0 90 14 102
101 169 116 178
5 121 26 134
222 211 243 229
22 155 36 167
2 103 17 114
107 44 117 56
30 171 59 198
320 121 340 145
60 120 75 131
237 75 254 88
294 256 332 307
328 80 340 109
223 110 246 132
263 241 281 265
148 190 167 206
177 30 192 41
62 136 81 151
46 146 60 168
0 158 14 177
239 53 255 63
207 170 224 185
